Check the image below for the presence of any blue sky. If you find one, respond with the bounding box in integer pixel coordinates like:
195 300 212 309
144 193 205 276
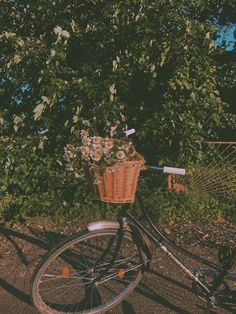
215 24 235 51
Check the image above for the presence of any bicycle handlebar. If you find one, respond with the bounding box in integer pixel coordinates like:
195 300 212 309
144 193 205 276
115 125 186 176
163 166 186 175
116 127 136 138
125 128 135 136
146 165 186 176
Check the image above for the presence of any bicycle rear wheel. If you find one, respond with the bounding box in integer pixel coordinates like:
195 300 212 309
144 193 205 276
31 228 146 314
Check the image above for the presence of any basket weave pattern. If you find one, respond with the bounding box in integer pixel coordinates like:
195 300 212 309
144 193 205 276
85 152 145 203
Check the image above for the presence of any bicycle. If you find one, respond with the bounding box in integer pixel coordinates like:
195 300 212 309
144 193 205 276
31 128 236 314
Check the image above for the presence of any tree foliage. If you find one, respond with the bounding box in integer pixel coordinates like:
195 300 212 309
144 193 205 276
0 0 235 160
183 0 236 26
0 0 235 220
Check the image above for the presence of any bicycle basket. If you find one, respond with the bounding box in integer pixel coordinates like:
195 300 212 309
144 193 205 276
85 151 145 203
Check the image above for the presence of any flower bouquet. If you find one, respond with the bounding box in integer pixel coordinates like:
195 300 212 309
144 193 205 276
80 130 145 203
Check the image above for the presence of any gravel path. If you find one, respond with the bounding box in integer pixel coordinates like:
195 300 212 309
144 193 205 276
0 217 235 314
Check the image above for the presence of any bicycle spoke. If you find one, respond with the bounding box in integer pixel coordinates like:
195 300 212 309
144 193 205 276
98 263 143 285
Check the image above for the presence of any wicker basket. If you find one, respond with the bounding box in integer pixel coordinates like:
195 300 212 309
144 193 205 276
85 151 145 203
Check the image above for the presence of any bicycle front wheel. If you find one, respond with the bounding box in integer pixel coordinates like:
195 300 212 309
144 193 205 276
31 228 146 314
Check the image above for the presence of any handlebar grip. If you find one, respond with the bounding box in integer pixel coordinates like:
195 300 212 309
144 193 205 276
125 128 135 136
163 166 186 176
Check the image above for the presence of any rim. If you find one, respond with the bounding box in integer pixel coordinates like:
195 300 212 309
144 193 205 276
32 230 144 314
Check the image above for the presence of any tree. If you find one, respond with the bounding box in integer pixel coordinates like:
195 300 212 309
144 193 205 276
0 0 235 164
0 0 235 221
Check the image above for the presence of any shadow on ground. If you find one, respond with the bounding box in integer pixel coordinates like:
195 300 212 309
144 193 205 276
0 219 235 314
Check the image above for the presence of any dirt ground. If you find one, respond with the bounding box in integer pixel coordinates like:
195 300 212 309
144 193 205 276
0 217 236 314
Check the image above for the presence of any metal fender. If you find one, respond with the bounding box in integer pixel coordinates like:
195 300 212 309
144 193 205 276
88 220 130 232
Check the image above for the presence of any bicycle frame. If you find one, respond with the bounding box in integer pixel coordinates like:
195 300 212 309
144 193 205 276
88 172 235 306
124 202 213 299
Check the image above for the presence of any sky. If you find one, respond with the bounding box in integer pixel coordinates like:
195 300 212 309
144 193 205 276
215 24 236 51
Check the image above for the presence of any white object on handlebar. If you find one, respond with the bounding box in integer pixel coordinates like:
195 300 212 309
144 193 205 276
125 128 136 136
163 166 186 176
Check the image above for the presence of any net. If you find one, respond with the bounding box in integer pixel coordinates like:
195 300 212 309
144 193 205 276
171 142 236 199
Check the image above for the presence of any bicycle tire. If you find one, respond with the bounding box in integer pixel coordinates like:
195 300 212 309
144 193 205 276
31 228 147 314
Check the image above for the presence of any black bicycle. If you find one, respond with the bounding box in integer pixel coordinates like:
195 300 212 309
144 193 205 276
31 130 236 314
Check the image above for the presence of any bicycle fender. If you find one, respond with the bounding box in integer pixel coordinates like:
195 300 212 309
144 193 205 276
87 220 124 232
